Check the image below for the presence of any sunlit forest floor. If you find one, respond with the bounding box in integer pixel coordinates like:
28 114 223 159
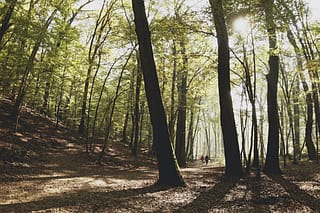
0 97 319 212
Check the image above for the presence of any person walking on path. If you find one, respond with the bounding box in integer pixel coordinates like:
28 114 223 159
205 155 209 165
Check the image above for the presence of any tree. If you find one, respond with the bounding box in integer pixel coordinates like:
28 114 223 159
12 8 59 120
262 0 281 174
0 0 17 48
79 0 116 135
209 0 242 178
131 0 185 186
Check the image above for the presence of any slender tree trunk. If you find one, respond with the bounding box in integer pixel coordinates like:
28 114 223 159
186 110 194 160
175 39 188 167
86 51 102 151
262 0 281 174
122 110 129 144
259 107 265 165
287 30 317 160
279 62 296 164
91 59 115 152
55 65 66 128
79 0 112 134
98 48 135 163
79 64 92 135
279 101 287 167
132 50 142 156
209 0 242 178
169 40 177 145
13 40 42 119
132 0 185 186
292 78 300 163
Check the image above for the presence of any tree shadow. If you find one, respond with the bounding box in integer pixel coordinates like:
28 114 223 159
267 174 320 211
0 183 171 212
175 177 238 212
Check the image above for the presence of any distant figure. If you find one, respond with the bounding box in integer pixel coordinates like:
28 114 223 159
200 155 204 164
205 155 209 165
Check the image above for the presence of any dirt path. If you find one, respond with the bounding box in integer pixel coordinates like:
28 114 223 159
1 143 319 212
0 138 219 212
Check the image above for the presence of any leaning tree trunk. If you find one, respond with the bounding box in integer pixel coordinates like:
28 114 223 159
132 0 185 186
209 0 242 178
262 0 281 174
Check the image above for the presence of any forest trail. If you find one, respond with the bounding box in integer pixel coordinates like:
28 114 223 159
0 97 319 212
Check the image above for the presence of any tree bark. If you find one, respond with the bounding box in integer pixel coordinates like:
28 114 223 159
262 0 281 174
168 40 177 145
175 39 188 167
132 0 185 186
132 50 142 156
209 0 242 178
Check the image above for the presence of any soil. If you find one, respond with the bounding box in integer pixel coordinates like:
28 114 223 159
0 97 319 212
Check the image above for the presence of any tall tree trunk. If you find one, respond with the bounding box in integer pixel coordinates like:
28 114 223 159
86 52 102 151
132 0 185 186
175 39 188 167
292 77 300 163
262 0 281 174
168 40 177 145
55 66 66 128
79 64 92 134
186 110 194 160
209 0 242 178
132 50 142 156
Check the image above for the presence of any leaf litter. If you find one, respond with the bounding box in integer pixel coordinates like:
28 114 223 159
0 97 319 212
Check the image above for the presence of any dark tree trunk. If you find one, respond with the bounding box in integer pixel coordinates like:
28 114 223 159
132 0 185 186
78 64 92 134
0 0 17 47
186 110 194 160
41 70 52 116
175 39 188 167
262 0 281 174
122 110 129 144
13 40 42 119
209 0 242 178
292 78 300 163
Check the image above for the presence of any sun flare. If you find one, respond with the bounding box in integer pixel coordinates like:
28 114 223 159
232 17 251 37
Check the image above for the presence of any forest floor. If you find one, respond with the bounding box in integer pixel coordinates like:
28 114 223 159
0 97 320 212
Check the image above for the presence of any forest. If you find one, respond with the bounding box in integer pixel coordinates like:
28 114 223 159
0 0 320 212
